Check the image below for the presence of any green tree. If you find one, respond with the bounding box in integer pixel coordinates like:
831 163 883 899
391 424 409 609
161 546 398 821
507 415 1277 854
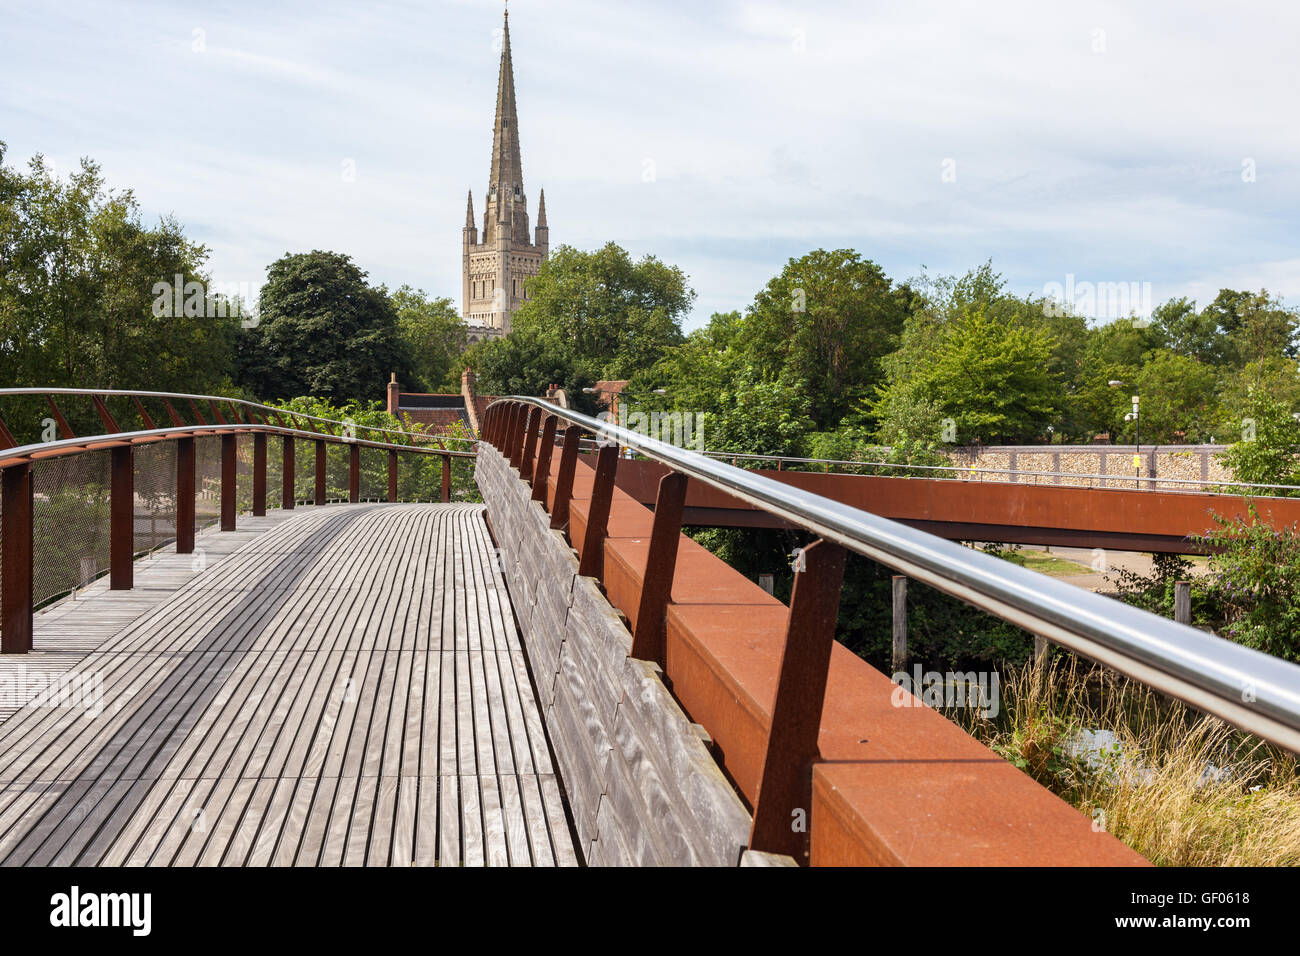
1216 390 1300 489
874 307 1061 445
471 242 692 399
1132 350 1222 443
1197 507 1300 661
391 285 466 392
237 251 415 403
0 144 236 438
742 249 912 430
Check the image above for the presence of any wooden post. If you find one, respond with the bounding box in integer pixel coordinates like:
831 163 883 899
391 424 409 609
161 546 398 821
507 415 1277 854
253 433 267 516
578 444 619 578
1175 580 1191 625
282 436 295 510
315 440 326 505
111 445 135 586
630 473 688 666
1034 635 1049 664
388 450 398 503
349 444 360 503
1 463 34 653
176 437 195 554
550 425 583 531
532 415 557 504
441 454 451 503
748 540 847 864
891 575 907 672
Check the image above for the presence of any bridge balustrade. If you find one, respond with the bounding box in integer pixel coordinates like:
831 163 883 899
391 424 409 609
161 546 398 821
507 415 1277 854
480 397 1300 866
0 388 474 654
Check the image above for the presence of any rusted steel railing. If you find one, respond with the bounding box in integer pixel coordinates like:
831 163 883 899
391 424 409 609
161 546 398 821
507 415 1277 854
481 397 1300 862
0 388 475 655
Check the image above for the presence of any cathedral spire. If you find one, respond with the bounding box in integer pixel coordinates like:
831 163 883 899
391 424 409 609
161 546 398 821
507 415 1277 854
464 189 475 228
488 6 523 194
537 188 547 227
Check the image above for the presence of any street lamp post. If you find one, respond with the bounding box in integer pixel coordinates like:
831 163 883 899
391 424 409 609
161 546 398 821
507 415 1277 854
1109 380 1141 488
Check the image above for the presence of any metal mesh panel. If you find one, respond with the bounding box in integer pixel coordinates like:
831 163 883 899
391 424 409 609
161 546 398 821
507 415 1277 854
195 436 222 530
133 441 177 556
397 452 441 502
294 438 314 504
326 443 348 501
236 435 254 514
359 447 388 501
31 451 111 606
265 435 284 510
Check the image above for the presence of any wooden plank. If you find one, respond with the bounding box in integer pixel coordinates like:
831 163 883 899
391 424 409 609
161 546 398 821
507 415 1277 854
0 503 578 868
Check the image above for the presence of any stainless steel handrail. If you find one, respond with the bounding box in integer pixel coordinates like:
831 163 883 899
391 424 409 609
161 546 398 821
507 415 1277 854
496 396 1300 753
0 387 478 445
0 422 477 463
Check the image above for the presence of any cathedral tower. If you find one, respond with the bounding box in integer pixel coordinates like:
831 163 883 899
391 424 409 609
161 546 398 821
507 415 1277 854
463 8 548 340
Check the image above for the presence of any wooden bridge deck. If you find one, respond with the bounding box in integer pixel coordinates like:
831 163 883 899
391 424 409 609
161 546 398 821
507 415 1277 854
0 503 578 866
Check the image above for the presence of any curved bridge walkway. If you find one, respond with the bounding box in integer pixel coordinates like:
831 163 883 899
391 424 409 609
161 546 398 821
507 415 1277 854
0 504 577 866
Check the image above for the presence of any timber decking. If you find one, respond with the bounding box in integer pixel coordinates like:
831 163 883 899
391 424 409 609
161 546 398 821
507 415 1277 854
0 503 578 867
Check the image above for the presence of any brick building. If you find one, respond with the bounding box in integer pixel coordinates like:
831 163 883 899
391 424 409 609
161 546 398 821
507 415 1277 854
387 368 495 438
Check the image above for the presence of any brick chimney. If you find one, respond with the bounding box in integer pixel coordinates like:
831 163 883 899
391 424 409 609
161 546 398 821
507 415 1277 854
387 373 400 415
461 366 481 435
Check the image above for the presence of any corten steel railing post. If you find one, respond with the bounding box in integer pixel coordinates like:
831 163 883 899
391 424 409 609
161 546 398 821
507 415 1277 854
520 408 541 483
253 432 267 516
629 472 688 666
516 406 535 469
111 445 135 588
531 415 558 504
492 404 505 447
748 539 847 864
176 437 196 554
388 450 398 503
282 436 295 510
314 440 326 505
501 405 517 457
1 463 34 653
507 404 524 469
220 434 236 532
349 444 360 503
440 454 451 503
549 425 583 531
578 443 620 578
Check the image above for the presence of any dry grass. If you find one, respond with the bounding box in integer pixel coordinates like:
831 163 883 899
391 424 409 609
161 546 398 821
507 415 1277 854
943 655 1300 866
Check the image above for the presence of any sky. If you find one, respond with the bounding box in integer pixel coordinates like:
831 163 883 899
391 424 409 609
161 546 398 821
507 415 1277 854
2 0 1298 329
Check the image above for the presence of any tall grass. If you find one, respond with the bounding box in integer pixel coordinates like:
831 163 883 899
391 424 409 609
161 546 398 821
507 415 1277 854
942 655 1300 866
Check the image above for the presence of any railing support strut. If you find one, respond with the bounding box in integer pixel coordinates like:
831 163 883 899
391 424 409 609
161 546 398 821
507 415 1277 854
176 437 195 554
111 445 135 586
748 539 846 865
1 463 34 653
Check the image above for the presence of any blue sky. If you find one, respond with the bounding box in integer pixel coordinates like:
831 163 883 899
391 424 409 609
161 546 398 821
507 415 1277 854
3 0 1297 328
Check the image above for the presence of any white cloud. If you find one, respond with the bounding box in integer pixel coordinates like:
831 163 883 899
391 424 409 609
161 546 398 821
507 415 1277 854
1 0 1296 329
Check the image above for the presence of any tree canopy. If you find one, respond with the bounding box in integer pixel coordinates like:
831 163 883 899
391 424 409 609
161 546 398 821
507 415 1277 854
236 250 415 404
469 242 692 404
